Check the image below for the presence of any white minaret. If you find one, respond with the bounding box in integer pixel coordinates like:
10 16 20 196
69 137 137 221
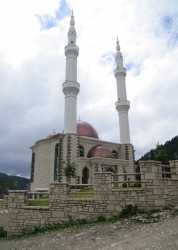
62 11 80 134
114 38 130 143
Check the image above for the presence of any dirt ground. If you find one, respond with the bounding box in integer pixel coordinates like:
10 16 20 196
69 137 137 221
1 214 178 250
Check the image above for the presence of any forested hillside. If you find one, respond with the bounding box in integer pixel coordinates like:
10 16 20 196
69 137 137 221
0 173 30 197
136 135 178 165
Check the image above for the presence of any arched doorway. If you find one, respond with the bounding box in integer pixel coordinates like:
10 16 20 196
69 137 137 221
82 167 89 184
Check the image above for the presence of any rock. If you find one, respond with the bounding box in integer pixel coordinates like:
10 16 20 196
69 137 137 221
111 243 117 247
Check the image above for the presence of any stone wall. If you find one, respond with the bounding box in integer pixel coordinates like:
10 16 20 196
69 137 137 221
0 196 8 211
0 195 9 231
1 160 178 236
0 210 8 231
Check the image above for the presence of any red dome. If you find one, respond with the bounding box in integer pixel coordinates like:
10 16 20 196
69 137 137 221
87 145 114 158
46 131 56 139
77 120 99 139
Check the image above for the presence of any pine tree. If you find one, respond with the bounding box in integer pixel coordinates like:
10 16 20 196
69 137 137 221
154 142 168 164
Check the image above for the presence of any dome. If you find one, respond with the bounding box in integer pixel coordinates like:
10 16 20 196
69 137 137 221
77 120 99 139
46 130 56 139
87 145 114 158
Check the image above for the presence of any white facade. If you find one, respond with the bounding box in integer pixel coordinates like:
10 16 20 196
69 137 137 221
114 39 130 144
62 12 80 134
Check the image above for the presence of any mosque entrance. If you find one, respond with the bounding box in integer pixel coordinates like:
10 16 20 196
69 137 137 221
82 167 89 184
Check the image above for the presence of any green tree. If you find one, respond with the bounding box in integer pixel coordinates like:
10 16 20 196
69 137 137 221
0 180 17 196
61 158 77 182
154 141 168 164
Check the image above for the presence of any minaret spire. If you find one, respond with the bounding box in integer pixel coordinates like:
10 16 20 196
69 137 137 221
70 10 75 26
114 38 130 143
116 37 120 51
62 12 80 134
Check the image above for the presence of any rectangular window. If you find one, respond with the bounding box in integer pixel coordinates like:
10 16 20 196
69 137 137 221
30 153 35 182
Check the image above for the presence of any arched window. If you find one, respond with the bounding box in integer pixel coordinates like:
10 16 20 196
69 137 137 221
54 144 59 181
30 153 35 182
112 150 118 159
79 145 84 157
82 166 89 184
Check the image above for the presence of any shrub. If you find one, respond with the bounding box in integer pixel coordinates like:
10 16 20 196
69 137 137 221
119 204 139 219
97 215 106 222
0 227 7 238
136 182 141 187
122 183 127 188
77 218 87 224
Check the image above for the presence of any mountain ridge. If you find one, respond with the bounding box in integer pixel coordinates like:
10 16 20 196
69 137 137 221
0 172 30 190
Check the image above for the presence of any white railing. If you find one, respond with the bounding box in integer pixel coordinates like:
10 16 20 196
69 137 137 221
26 192 49 201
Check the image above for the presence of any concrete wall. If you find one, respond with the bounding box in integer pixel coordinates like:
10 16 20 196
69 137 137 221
1 160 178 236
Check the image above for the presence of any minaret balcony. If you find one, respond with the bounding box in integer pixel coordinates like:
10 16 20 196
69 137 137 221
115 100 130 112
62 81 80 96
114 68 126 78
65 45 79 57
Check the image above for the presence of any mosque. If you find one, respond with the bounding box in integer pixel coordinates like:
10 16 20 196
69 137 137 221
30 12 135 191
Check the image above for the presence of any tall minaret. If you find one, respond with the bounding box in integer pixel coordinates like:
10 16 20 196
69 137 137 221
114 38 130 144
62 11 80 134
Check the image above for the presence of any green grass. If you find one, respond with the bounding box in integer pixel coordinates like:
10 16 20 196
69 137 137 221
68 187 94 198
79 188 94 192
113 186 141 190
68 193 94 198
26 196 49 206
26 201 49 206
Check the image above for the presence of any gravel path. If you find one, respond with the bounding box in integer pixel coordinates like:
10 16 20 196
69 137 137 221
1 215 178 250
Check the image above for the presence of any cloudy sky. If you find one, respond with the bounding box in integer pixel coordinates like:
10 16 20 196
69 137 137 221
0 0 178 177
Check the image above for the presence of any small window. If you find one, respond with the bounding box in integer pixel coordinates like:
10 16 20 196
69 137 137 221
79 145 84 157
71 41 73 44
112 150 118 159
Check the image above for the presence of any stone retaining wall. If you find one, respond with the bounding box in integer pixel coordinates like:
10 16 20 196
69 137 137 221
1 160 178 236
0 210 8 231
